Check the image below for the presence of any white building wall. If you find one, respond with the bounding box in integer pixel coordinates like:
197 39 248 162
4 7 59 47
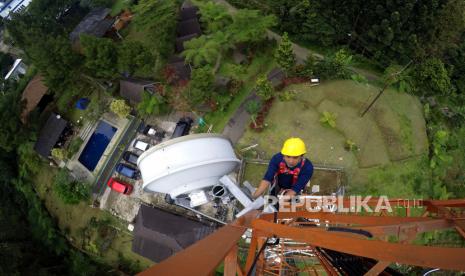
0 0 32 18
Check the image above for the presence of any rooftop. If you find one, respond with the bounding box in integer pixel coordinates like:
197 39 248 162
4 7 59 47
69 7 114 43
34 112 68 158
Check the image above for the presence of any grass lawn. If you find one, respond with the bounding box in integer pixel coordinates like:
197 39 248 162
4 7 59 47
237 80 429 194
33 164 153 270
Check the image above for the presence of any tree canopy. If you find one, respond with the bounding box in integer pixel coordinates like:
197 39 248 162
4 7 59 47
80 35 118 79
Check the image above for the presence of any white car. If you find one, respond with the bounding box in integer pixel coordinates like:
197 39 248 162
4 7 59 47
133 139 150 151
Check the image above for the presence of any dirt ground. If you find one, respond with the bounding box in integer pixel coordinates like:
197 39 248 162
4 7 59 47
237 80 428 191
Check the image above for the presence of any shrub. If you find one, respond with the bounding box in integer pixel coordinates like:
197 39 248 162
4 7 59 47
54 169 90 204
344 139 358 152
278 90 297 101
320 111 337 128
51 148 67 160
255 75 274 100
110 99 131 118
67 138 83 159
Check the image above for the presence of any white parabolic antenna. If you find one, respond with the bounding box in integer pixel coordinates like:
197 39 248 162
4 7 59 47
138 134 240 198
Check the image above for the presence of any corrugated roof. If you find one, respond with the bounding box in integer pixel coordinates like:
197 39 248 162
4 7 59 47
176 18 201 37
132 205 216 262
119 78 155 104
69 8 114 42
179 6 198 21
34 112 68 158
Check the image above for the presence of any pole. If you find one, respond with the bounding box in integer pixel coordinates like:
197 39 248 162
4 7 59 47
360 61 412 117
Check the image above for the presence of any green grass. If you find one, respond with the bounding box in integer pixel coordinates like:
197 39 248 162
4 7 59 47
33 164 153 270
350 155 430 198
238 80 428 192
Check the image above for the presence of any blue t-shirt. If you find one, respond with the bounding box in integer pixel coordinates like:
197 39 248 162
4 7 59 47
263 153 314 193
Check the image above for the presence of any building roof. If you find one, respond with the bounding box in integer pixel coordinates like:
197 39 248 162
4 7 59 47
166 60 191 84
119 78 156 104
20 74 48 123
34 113 68 158
69 8 114 43
176 18 202 37
175 33 199 53
132 205 216 262
179 6 198 21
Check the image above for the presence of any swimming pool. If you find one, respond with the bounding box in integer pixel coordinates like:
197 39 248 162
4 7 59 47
78 121 117 171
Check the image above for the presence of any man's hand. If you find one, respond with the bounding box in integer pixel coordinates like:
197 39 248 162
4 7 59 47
283 189 296 197
252 180 271 199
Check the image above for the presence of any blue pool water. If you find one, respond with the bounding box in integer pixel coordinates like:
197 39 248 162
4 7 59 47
78 121 117 171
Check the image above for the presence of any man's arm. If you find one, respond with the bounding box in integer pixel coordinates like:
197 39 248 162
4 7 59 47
292 161 314 193
252 180 271 198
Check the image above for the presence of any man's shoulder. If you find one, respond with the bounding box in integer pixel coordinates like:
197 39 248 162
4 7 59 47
303 158 314 169
271 152 283 162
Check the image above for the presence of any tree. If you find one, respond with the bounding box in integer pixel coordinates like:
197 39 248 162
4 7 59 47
54 169 90 204
110 99 131 118
315 49 352 79
187 66 215 106
80 35 118 79
79 0 113 8
182 35 221 68
246 100 262 127
133 0 177 58
412 58 454 96
117 41 155 75
0 53 14 77
197 1 232 33
255 75 274 101
0 82 27 152
227 9 277 44
137 91 168 117
275 32 296 74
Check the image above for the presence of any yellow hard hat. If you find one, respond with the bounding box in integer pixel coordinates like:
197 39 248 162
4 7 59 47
281 137 306 156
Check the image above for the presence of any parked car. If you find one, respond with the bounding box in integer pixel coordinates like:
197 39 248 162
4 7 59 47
133 139 150 151
171 117 193 139
122 151 139 166
115 163 140 179
142 124 166 141
107 177 133 195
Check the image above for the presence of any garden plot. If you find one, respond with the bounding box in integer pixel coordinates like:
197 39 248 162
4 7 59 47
238 80 428 188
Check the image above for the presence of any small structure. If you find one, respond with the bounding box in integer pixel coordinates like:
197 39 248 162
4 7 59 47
132 204 216 262
175 33 198 53
0 0 32 18
4 58 27 80
69 8 115 49
119 78 157 105
20 74 48 123
165 56 191 84
176 18 201 38
34 113 69 159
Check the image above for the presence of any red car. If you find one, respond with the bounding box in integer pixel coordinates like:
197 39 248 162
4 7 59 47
107 177 133 195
